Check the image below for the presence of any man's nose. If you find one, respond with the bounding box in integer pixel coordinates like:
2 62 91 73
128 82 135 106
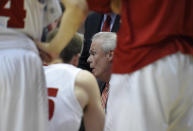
87 56 91 63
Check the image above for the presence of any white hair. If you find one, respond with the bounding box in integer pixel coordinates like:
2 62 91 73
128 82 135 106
91 32 117 53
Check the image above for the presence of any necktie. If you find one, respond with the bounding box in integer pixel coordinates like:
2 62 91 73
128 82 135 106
101 83 109 109
102 15 111 32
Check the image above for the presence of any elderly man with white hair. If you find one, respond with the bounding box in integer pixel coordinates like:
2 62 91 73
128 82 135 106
87 32 117 109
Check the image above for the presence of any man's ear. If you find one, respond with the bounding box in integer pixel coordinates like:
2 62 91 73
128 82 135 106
106 50 114 62
70 53 80 66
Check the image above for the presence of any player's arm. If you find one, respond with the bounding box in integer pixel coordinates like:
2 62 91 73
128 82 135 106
75 70 105 131
37 0 89 60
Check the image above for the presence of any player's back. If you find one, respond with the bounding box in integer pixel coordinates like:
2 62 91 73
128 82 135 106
44 64 83 131
0 0 61 40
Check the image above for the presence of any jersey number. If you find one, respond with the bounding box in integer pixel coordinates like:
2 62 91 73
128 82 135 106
0 0 26 28
48 88 58 120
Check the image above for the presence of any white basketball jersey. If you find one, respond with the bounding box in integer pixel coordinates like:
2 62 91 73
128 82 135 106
0 0 62 40
44 64 83 131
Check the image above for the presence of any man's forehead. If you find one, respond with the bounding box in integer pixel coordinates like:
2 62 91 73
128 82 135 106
92 40 102 48
90 42 100 51
89 45 96 52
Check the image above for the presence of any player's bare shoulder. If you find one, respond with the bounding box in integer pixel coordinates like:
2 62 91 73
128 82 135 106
75 70 99 97
76 70 97 88
74 69 101 110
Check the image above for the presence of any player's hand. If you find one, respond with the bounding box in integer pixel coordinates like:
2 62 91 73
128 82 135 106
35 41 57 63
37 46 52 63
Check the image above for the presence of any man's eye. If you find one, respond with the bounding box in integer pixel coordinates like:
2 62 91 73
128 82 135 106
89 51 95 56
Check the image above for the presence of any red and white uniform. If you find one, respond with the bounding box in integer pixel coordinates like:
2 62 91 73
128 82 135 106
0 0 62 40
86 0 193 130
0 0 61 131
44 64 83 131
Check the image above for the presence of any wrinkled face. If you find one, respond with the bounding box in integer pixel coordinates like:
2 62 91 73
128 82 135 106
87 40 109 79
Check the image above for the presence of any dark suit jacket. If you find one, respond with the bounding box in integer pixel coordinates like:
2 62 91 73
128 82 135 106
78 12 120 131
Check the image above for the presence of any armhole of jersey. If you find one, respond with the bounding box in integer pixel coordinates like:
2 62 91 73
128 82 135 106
71 69 83 116
38 0 46 4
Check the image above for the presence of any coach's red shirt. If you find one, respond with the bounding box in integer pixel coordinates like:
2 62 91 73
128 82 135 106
87 0 193 74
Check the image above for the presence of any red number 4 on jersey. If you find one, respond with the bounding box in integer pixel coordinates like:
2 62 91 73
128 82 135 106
0 0 26 28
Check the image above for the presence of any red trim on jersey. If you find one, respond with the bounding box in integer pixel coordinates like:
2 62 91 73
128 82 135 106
48 88 58 120
48 88 58 97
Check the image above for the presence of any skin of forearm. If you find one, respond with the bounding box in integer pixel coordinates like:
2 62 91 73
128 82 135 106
47 7 88 59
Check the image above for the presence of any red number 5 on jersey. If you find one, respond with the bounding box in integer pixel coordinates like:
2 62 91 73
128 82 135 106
48 88 58 120
0 0 26 28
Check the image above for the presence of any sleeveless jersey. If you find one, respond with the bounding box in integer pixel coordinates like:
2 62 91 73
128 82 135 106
44 64 83 131
0 0 62 40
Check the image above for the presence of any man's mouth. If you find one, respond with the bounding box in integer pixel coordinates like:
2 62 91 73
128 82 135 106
91 68 95 73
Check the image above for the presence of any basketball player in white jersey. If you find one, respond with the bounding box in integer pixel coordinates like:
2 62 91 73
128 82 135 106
44 34 105 131
0 0 80 131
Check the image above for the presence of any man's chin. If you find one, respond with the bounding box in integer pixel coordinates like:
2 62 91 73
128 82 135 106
92 70 97 77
